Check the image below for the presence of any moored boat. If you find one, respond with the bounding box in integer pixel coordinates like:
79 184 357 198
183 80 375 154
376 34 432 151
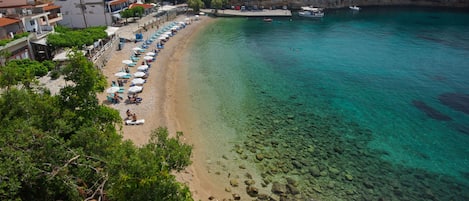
349 5 360 11
298 6 324 18
263 18 273 22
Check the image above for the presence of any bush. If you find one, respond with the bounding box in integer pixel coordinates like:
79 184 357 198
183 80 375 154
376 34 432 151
50 69 61 80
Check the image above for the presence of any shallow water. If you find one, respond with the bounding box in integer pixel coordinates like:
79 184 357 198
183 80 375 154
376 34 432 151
186 7 469 200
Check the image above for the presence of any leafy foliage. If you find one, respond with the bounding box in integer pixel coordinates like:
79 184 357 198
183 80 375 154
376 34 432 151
0 32 30 46
0 53 194 200
47 26 107 48
188 0 205 12
211 0 224 10
0 59 56 90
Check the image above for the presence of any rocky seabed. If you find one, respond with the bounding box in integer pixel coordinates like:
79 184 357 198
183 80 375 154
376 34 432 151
213 84 469 201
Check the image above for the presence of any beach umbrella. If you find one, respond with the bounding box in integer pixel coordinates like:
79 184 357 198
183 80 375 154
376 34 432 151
158 36 167 40
137 65 149 71
146 52 156 56
128 86 143 93
143 56 153 61
133 71 146 78
115 72 129 77
106 86 120 94
122 59 133 65
131 78 146 85
132 47 142 51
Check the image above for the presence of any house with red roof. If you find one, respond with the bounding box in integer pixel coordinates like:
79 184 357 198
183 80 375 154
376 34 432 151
0 1 63 61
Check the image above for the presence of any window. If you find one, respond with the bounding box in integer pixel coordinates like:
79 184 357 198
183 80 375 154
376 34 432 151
30 20 35 25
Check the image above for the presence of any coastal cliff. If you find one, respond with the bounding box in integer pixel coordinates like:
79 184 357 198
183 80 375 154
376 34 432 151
228 0 469 9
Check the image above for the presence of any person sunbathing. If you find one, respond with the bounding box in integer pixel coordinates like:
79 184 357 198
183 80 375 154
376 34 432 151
132 113 137 122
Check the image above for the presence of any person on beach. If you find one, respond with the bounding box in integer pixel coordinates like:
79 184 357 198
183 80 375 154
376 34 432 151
132 113 137 122
113 92 120 104
126 109 132 119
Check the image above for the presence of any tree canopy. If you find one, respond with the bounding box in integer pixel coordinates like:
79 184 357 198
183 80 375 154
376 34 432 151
46 26 107 48
187 0 205 12
0 51 193 201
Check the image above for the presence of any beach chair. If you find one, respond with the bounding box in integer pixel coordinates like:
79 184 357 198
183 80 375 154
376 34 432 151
128 62 136 67
125 119 145 125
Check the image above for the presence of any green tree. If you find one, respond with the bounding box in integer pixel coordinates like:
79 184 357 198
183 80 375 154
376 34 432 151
132 6 145 19
0 59 53 90
211 0 224 13
188 0 205 12
0 49 194 201
107 128 193 201
120 9 133 24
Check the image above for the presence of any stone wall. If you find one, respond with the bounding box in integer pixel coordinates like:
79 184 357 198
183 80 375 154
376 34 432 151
228 0 469 9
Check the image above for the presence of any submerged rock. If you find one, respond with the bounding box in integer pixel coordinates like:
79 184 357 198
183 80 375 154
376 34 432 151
438 93 469 115
230 179 239 187
412 100 452 121
246 185 259 197
272 182 287 194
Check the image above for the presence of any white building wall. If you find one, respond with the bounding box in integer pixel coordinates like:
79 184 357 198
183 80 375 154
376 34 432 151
55 0 112 28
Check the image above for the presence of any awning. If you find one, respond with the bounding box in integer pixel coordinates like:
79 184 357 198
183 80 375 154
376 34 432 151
53 49 86 61
105 26 119 36
112 13 121 19
31 38 47 46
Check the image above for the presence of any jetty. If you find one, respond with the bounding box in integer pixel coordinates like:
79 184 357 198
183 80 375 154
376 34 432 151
201 9 292 17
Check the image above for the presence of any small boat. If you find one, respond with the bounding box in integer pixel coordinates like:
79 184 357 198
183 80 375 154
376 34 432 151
263 18 273 22
349 6 360 11
298 6 324 18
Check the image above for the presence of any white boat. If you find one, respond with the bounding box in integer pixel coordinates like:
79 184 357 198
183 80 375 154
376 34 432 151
298 6 324 18
349 6 360 11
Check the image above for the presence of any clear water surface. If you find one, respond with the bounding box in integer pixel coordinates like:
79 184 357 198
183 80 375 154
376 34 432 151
186 7 469 200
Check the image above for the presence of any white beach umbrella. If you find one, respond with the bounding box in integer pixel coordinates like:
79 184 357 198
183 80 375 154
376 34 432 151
106 86 120 94
131 78 146 85
133 71 146 78
143 56 154 61
158 36 167 40
137 65 149 71
128 86 143 93
115 72 129 77
122 59 133 65
132 47 142 51
145 52 156 56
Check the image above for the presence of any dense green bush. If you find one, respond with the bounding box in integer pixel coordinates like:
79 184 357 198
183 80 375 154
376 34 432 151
47 25 107 48
0 32 30 46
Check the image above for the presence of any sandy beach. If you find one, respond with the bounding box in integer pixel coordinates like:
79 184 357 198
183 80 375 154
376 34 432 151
97 14 234 200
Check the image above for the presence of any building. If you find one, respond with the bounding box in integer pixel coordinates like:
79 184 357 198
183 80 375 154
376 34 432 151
55 0 137 29
0 1 63 61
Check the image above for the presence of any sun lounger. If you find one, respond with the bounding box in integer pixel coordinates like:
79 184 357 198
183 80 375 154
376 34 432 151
125 119 145 125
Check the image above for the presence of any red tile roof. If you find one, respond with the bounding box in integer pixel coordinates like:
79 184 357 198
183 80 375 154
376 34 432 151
0 17 21 27
129 3 153 9
109 0 128 6
44 5 61 11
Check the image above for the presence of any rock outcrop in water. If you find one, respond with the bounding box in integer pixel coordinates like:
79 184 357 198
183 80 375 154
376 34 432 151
412 100 452 121
438 93 469 115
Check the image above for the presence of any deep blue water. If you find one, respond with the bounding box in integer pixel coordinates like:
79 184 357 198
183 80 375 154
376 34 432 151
188 7 469 200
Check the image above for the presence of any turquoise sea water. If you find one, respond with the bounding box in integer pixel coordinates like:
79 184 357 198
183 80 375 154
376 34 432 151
186 7 469 200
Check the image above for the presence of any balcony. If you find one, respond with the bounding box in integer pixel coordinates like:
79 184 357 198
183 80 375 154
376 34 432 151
27 25 54 40
48 13 63 24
